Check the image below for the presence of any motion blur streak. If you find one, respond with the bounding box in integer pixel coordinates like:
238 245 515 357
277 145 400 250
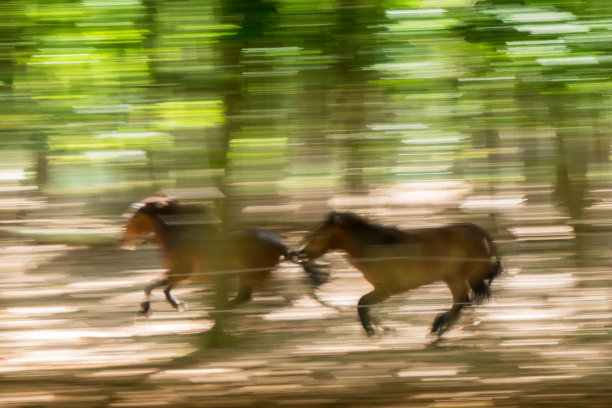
0 0 611 407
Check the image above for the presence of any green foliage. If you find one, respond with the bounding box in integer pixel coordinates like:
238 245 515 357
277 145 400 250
0 0 610 211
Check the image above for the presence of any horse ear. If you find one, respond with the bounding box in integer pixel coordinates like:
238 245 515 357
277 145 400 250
154 196 175 209
130 202 145 211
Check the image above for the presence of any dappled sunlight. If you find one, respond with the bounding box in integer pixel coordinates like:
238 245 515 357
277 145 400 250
1 0 611 406
1 196 611 406
510 225 575 241
263 295 338 321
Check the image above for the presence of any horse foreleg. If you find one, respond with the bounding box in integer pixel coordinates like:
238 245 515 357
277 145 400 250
139 277 167 315
431 278 470 335
357 289 391 336
163 285 187 311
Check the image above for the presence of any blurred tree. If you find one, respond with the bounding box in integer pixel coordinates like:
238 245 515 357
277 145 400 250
217 0 281 223
331 0 389 193
0 0 611 227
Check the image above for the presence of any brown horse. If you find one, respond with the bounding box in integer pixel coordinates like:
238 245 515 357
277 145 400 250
293 211 502 337
121 196 326 320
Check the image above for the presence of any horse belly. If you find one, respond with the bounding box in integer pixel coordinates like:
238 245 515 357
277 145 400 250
353 257 442 293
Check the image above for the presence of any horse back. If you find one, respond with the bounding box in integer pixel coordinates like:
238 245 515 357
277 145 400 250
347 222 495 292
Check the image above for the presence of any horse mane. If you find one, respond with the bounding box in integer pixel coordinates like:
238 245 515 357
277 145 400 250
136 196 218 226
326 211 406 245
140 196 178 214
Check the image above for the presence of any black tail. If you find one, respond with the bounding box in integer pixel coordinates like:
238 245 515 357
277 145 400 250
471 229 502 305
251 227 330 288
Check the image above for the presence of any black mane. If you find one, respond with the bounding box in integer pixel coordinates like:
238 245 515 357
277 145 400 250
137 197 213 221
326 211 406 246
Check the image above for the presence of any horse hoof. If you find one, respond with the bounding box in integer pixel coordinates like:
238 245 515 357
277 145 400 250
177 302 189 312
364 324 386 337
431 313 446 334
363 326 377 337
138 302 151 317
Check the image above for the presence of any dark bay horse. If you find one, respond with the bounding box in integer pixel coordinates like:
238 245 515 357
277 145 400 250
121 196 326 322
293 211 502 337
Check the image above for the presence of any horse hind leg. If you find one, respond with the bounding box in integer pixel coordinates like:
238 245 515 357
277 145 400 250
469 277 491 305
431 278 470 335
468 260 500 305
227 281 253 308
357 288 391 336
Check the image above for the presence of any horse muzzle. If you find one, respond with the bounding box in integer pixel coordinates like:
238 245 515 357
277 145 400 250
289 248 309 264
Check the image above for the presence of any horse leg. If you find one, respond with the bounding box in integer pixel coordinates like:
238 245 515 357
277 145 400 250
207 277 231 346
163 285 187 311
161 264 191 311
227 281 252 308
139 277 167 315
431 278 470 335
357 288 391 336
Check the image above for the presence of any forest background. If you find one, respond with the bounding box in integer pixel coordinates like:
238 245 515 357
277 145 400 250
0 1 611 407
2 0 611 226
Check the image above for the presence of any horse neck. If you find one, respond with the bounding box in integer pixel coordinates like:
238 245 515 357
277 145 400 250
148 215 175 249
335 227 368 258
337 222 397 257
154 215 220 249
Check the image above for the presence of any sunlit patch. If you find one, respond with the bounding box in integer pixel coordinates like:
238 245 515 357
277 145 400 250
68 279 141 290
0 319 67 328
264 295 338 321
501 273 575 290
1 344 187 373
483 307 564 322
461 195 526 210
0 329 130 344
500 339 559 347
1 319 210 347
0 244 73 254
1 288 69 299
479 374 582 384
540 349 601 357
6 306 78 315
370 181 473 207
510 225 574 241
81 369 156 378
151 367 248 383
314 293 358 309
396 368 462 378
294 344 381 355
134 319 212 337
0 393 55 406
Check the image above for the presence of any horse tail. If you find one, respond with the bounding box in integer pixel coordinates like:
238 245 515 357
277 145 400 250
251 228 330 288
469 225 502 305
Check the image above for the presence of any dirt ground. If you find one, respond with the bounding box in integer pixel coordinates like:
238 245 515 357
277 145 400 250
1 215 611 408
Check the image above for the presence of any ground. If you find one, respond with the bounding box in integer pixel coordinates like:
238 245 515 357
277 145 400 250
0 208 611 408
